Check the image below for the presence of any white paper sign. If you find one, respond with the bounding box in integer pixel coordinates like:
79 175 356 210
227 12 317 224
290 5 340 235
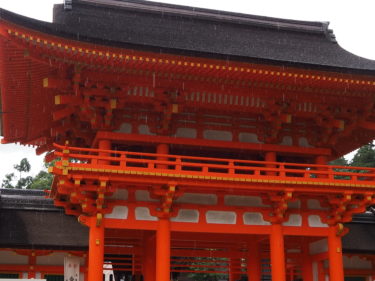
64 256 80 281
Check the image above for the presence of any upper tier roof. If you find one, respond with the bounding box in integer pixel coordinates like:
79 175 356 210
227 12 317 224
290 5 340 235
1 0 375 74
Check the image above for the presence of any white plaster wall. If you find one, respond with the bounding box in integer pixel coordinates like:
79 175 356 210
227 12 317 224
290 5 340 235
343 256 372 269
308 215 328 228
176 128 197 138
171 209 199 223
175 193 217 205
135 207 158 221
224 195 267 207
282 214 302 226
114 123 132 133
310 239 328 255
135 190 158 202
280 136 293 146
0 250 28 264
138 125 154 135
37 252 66 265
108 189 128 200
307 199 328 210
105 206 128 219
288 200 301 209
243 212 271 225
206 211 236 224
37 253 85 266
238 133 261 144
299 137 312 147
203 130 232 141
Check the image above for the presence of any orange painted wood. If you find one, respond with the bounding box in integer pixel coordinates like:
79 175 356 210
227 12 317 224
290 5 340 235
248 240 262 281
270 224 286 281
156 218 171 281
328 226 344 281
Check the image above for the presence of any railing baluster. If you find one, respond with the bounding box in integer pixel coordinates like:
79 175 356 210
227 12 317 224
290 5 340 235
279 164 285 177
120 153 127 167
176 157 182 171
229 161 234 175
328 167 334 180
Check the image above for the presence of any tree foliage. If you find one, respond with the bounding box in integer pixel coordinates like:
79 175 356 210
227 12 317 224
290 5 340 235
1 158 53 190
350 144 375 167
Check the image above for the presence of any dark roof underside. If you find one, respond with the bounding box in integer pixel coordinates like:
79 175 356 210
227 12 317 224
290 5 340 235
1 0 375 74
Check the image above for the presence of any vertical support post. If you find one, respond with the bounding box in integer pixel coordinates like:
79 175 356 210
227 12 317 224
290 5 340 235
302 242 313 281
28 251 36 279
156 143 171 281
265 151 277 176
87 138 110 281
156 218 171 281
98 139 111 164
143 234 156 281
156 143 169 169
315 155 328 179
270 223 286 281
328 226 344 281
248 240 262 281
88 220 105 281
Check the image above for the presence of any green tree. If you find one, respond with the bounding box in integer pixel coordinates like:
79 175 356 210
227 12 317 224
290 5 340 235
28 170 53 190
329 157 348 166
1 173 15 188
14 158 31 181
329 157 350 180
350 144 375 167
1 158 53 190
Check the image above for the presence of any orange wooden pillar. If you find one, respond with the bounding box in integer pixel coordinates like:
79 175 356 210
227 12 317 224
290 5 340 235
28 251 36 279
247 240 262 281
302 243 313 281
265 151 276 175
315 155 328 178
156 218 171 281
270 223 286 281
143 234 156 281
156 143 171 281
88 220 105 281
87 138 110 281
328 226 344 281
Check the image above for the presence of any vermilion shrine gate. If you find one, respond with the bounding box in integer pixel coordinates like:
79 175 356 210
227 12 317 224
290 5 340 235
1 0 375 280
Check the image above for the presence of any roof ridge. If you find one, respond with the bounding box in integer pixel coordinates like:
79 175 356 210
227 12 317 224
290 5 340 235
74 0 336 41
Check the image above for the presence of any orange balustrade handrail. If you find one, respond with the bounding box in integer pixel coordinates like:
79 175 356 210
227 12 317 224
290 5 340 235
53 143 375 185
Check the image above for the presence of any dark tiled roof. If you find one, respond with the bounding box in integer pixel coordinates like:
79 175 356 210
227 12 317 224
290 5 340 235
1 0 375 74
343 213 375 254
0 189 88 249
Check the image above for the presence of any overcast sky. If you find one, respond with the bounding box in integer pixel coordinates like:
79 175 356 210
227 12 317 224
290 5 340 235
0 0 375 182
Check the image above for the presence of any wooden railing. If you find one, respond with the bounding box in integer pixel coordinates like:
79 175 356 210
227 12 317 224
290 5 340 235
54 143 375 187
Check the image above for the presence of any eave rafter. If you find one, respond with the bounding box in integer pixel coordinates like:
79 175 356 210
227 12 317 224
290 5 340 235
2 20 375 157
2 20 375 93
